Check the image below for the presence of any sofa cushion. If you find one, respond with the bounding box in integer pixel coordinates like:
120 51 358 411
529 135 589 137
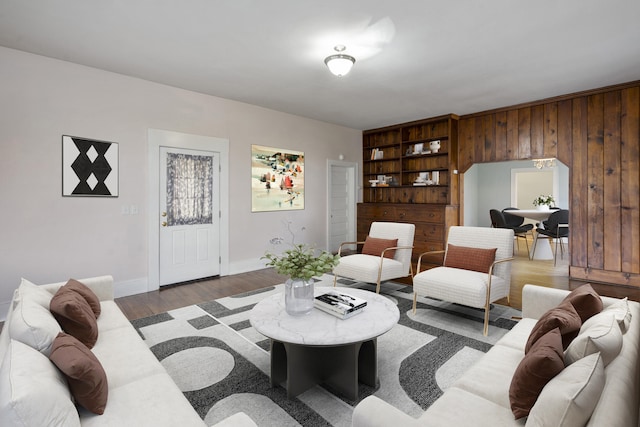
565 312 623 366
16 278 52 308
444 244 497 273
50 286 99 349
9 294 62 356
94 300 136 333
526 353 605 427
361 236 398 259
493 318 538 351
91 321 168 388
602 297 632 333
49 332 108 415
509 327 565 419
420 386 518 425
78 373 206 427
0 339 80 427
451 343 523 408
63 279 102 318
562 284 603 322
525 299 581 352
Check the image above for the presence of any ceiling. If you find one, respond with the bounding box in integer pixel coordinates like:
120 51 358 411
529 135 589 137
1 0 639 130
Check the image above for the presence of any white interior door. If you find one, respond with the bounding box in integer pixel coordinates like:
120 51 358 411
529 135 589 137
159 147 220 286
328 161 357 253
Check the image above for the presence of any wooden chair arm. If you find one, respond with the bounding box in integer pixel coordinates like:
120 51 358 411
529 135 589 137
379 245 414 262
337 241 365 255
416 250 446 274
487 257 514 276
380 245 413 256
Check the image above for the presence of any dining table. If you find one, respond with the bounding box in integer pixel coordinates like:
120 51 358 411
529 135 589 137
505 209 555 222
503 209 556 260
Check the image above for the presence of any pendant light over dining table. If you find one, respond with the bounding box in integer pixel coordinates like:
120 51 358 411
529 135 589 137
324 45 355 77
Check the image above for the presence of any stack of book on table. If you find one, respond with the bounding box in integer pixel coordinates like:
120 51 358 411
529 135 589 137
314 291 367 319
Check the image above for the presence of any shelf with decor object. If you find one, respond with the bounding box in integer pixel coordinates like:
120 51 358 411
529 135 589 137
362 114 458 205
359 114 459 271
402 137 449 157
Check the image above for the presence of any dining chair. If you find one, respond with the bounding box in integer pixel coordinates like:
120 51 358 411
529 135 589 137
332 222 415 293
531 209 569 265
490 209 533 257
502 207 525 228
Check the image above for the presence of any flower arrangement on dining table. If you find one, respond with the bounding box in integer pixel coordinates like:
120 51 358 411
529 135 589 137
533 194 555 207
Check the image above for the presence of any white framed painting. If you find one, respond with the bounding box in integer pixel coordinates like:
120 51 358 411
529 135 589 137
62 135 119 197
251 145 304 212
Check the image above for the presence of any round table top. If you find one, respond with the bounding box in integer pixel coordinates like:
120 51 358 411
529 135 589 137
249 287 400 346
505 209 555 221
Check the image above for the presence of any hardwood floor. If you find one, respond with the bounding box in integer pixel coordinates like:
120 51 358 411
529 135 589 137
116 245 640 320
116 268 288 320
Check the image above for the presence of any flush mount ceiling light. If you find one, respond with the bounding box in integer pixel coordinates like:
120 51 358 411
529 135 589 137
533 158 556 169
324 45 355 77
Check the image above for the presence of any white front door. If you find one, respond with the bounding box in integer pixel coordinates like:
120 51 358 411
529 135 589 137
328 161 357 253
159 147 220 286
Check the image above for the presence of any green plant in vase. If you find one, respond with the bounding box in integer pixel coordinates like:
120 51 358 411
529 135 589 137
533 194 555 210
263 222 340 315
263 243 340 282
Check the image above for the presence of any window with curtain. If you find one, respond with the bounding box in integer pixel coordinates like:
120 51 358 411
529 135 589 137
166 153 213 226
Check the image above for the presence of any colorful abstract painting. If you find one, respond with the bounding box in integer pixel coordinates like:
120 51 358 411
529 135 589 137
251 145 304 212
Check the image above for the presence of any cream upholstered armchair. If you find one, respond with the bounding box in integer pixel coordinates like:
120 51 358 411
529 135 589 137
332 222 415 293
412 226 514 335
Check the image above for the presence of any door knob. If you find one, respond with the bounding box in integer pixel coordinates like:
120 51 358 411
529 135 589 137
161 221 168 227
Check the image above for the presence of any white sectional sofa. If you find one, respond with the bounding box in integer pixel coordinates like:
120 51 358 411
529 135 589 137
353 284 640 427
0 276 256 427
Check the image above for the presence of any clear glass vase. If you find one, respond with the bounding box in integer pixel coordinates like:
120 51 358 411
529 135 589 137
284 278 314 315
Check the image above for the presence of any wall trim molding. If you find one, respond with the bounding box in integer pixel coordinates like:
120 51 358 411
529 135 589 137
113 277 149 299
461 79 640 119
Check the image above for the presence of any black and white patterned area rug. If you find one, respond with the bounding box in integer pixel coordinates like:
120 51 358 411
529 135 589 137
131 274 521 427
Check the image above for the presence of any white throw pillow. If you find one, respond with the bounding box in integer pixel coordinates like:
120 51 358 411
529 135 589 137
526 353 605 427
602 297 632 333
565 312 623 366
8 295 62 357
15 278 53 309
0 340 81 427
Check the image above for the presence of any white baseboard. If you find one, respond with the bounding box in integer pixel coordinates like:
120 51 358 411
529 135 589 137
113 277 149 299
229 258 269 276
112 262 269 299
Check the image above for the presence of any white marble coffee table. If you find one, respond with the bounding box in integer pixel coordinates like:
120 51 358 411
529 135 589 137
249 287 399 400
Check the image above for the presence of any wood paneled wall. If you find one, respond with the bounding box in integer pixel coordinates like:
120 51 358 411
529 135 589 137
459 81 640 287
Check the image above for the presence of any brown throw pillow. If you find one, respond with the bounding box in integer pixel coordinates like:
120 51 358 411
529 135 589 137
49 332 108 415
444 244 497 273
509 327 565 419
562 284 603 323
63 279 101 318
525 299 582 353
50 286 98 349
361 236 398 259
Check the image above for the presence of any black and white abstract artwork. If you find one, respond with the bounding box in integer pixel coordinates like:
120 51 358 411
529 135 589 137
62 135 118 197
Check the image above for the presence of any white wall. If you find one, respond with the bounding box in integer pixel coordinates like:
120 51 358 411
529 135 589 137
0 47 361 311
462 166 479 226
